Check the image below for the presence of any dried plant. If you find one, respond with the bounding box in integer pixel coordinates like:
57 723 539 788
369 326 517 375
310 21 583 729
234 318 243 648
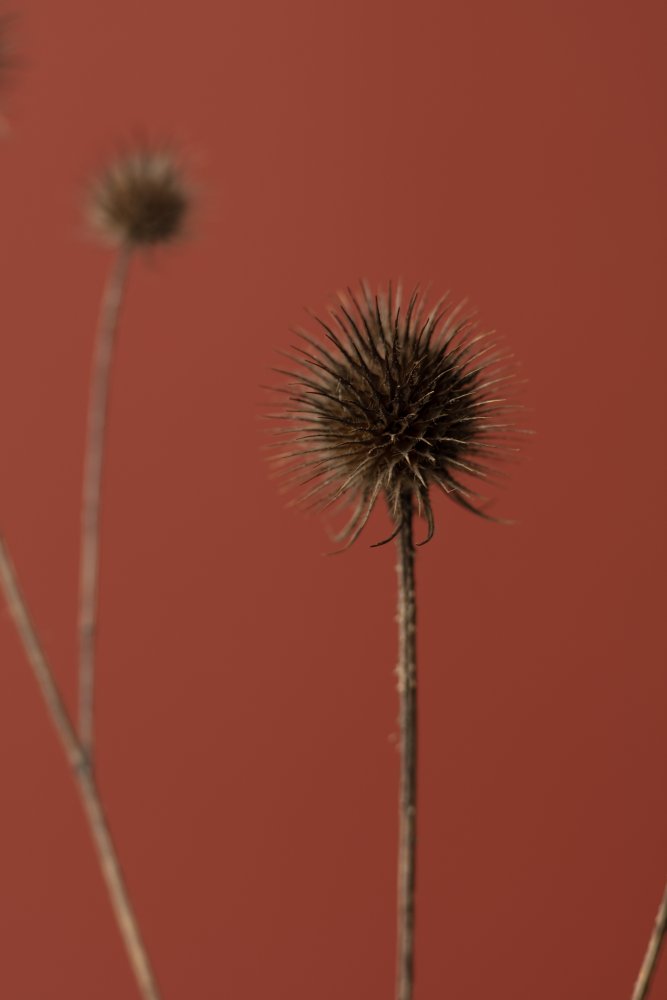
271 284 520 544
0 13 14 87
80 145 189 765
631 881 667 1000
0 12 16 135
0 542 161 999
0 144 191 1000
0 51 661 994
269 283 524 1000
88 147 189 247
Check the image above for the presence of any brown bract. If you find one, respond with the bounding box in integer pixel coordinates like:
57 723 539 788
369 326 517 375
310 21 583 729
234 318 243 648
88 149 189 247
270 284 523 547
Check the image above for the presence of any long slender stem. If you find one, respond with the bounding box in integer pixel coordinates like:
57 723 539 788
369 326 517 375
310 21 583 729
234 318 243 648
78 243 132 767
394 493 418 1000
0 536 162 1000
631 879 667 1000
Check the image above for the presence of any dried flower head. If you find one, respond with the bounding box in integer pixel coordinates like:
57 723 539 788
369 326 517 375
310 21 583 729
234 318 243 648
0 16 10 76
88 147 189 247
270 284 523 547
0 14 16 97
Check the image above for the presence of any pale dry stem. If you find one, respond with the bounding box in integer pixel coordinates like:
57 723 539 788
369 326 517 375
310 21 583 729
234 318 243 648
631 879 667 1000
78 243 132 767
395 493 417 1000
0 537 162 1000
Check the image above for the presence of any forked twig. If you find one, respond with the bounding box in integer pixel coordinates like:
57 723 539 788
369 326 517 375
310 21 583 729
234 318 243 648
0 536 161 1000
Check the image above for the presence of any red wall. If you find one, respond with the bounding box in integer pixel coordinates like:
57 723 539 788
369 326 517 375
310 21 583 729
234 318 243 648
0 1 665 997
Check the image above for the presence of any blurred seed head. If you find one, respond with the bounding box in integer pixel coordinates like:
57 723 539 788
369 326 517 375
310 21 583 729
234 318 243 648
0 15 12 85
88 147 190 247
0 13 17 115
269 283 525 547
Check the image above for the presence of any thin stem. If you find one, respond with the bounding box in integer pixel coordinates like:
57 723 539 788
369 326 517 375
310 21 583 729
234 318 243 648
394 492 418 1000
631 879 667 1000
78 243 132 768
0 536 162 1000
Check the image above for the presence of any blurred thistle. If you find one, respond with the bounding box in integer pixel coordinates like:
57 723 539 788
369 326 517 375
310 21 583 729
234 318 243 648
80 142 192 771
0 139 191 1000
0 14 12 84
88 147 189 247
76 143 191 995
269 281 523 1000
270 283 522 547
0 12 17 130
0 12 15 66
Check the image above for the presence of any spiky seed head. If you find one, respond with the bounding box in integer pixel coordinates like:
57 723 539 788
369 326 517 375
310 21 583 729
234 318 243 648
88 147 189 247
269 283 523 547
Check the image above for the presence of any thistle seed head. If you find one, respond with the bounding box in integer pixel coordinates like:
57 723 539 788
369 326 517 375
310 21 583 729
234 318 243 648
0 14 16 95
88 147 189 247
270 283 523 547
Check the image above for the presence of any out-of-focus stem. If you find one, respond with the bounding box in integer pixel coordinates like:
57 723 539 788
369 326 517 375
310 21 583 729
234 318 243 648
78 243 132 767
631 879 667 1000
0 536 162 1000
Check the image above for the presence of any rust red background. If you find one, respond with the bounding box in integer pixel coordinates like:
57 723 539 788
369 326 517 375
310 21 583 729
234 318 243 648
1 1 665 997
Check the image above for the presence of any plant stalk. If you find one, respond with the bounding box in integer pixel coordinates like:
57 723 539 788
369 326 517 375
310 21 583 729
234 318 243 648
394 492 418 1000
78 242 132 768
0 536 161 1000
631 879 667 1000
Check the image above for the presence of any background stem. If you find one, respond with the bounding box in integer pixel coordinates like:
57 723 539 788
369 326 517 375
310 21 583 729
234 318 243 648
0 537 162 1000
631 879 667 1000
78 243 132 768
395 493 417 1000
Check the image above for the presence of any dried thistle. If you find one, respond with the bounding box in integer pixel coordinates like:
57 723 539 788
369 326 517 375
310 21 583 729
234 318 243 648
0 12 17 124
88 147 189 247
270 282 523 1000
80 144 192 771
0 140 192 1000
0 14 13 87
271 283 521 547
75 144 191 997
